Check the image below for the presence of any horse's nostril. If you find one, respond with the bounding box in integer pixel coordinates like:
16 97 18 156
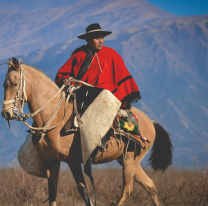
6 112 11 119
1 111 5 118
1 111 11 120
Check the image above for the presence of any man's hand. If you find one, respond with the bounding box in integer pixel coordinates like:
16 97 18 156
63 78 71 86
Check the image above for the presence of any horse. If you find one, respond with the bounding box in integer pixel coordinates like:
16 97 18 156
2 57 173 206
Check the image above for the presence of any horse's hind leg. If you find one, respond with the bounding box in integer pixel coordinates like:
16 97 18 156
134 165 160 206
45 161 60 206
68 162 94 206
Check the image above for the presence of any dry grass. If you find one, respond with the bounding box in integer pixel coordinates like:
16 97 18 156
0 165 207 206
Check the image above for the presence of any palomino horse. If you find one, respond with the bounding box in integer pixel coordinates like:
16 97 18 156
2 57 173 206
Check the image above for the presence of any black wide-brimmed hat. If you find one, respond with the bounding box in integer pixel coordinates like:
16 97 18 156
77 23 112 39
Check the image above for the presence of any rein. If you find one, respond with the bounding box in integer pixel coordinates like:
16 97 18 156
23 87 69 133
0 62 9 65
22 77 94 133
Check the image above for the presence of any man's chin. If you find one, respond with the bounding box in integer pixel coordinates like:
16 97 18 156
96 46 103 52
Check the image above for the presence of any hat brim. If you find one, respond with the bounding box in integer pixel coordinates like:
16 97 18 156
77 31 112 39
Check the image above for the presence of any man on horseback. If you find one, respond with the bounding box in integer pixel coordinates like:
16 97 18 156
55 24 143 202
1 24 173 206
55 23 141 109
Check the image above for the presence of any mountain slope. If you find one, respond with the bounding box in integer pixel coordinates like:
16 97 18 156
0 0 207 167
0 0 175 60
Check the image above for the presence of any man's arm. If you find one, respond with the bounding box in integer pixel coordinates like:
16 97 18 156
112 51 141 105
55 56 75 87
55 46 87 87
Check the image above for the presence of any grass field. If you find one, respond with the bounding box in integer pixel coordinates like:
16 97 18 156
0 165 207 206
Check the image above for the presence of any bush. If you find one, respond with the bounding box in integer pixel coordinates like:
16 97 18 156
0 165 207 206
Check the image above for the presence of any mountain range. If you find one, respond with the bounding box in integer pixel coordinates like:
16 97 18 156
0 0 207 167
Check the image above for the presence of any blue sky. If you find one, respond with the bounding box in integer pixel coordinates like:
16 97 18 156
0 0 208 16
146 0 208 16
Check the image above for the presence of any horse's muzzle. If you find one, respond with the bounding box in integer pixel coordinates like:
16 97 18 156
1 105 20 120
1 110 10 120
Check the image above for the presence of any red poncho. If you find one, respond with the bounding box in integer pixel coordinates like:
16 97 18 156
55 46 141 104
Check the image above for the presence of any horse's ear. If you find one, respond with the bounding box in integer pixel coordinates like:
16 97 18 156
8 59 13 70
12 57 20 71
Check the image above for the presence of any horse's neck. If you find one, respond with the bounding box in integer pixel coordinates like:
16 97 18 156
25 65 62 125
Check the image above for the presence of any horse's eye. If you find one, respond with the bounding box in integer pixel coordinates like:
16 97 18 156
12 83 18 87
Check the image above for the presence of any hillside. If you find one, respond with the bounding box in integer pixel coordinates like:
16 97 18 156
0 0 175 60
0 0 208 167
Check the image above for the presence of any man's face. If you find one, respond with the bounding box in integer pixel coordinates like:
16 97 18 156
88 34 104 51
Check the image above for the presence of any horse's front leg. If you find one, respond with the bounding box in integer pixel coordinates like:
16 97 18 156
68 162 94 206
45 161 60 206
116 153 135 206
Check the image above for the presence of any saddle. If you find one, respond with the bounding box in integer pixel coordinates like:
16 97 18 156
63 85 149 150
112 109 150 149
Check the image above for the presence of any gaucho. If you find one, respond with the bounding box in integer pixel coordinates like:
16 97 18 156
55 23 141 109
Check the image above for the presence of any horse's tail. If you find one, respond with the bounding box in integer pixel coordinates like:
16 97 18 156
148 121 173 172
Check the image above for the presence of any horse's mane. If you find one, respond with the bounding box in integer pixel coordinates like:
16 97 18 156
24 64 57 87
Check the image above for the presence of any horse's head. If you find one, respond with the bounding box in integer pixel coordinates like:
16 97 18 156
2 57 27 120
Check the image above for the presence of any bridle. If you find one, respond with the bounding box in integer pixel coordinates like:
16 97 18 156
2 59 68 132
1 59 94 133
2 59 27 118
